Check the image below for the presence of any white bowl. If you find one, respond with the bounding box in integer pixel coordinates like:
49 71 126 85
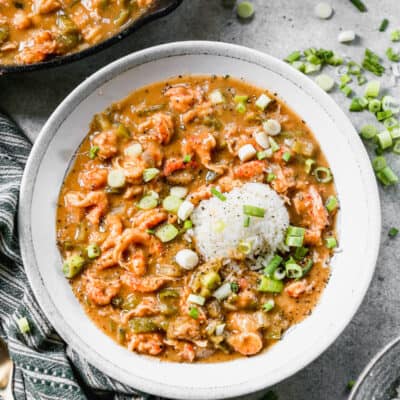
19 41 381 400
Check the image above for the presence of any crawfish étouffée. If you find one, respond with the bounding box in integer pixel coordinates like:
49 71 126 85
56 75 338 362
0 0 154 65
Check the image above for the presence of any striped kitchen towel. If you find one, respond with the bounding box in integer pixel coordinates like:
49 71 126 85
0 112 156 400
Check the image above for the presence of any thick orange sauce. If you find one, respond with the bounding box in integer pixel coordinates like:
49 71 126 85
0 0 154 65
56 75 337 362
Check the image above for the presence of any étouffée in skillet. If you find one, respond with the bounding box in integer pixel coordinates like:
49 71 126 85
56 75 338 362
0 0 154 65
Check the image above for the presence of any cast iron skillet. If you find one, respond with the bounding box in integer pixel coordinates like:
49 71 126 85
0 0 183 74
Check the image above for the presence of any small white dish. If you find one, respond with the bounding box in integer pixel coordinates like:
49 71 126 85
19 41 381 400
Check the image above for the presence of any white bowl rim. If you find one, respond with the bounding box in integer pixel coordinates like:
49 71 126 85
18 41 381 399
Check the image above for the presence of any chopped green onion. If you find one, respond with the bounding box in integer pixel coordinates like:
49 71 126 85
307 54 322 65
234 95 249 103
340 74 352 85
377 130 393 149
325 237 337 249
263 255 283 277
170 186 188 198
107 169 126 188
357 75 367 86
285 226 305 247
285 262 303 279
349 0 366 12
188 306 199 319
347 61 362 76
376 166 399 185
379 18 389 32
377 110 393 121
211 187 227 201
86 244 101 259
243 205 265 218
391 29 400 42
89 146 99 159
304 62 322 74
384 117 399 130
382 96 400 114
287 226 305 236
364 80 380 98
313 166 333 183
294 246 309 260
237 240 253 254
258 276 284 293
237 1 255 19
362 49 385 77
255 93 272 110
243 215 250 227
209 89 225 104
266 172 276 182
63 255 85 279
391 128 400 139
230 282 239 293
386 47 400 62
285 51 301 63
360 124 378 139
143 168 160 182
116 123 130 139
17 317 30 334
305 158 316 174
349 97 368 112
257 149 273 160
188 294 206 306
340 85 352 97
155 224 179 243
368 99 382 113
213 282 233 300
183 154 192 163
273 267 286 281
236 102 247 113
183 220 193 230
292 61 306 72
162 195 183 213
388 227 399 237
138 195 158 210
325 195 339 212
201 271 221 291
301 259 314 277
315 74 335 92
269 138 280 152
282 151 291 162
393 141 400 154
262 299 275 312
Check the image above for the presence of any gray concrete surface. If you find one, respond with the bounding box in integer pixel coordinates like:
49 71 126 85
1 0 400 399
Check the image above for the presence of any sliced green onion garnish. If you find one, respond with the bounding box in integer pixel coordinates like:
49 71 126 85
347 61 362 76
230 282 239 293
269 137 280 152
263 255 283 277
273 267 286 281
257 149 272 160
372 156 387 172
266 172 276 182
17 317 30 334
292 61 306 72
379 18 389 32
313 166 333 183
183 154 192 163
386 47 400 62
349 0 366 12
349 97 368 112
243 205 265 218
325 195 339 212
107 169 126 188
138 195 158 210
377 110 393 121
237 1 255 19
362 49 385 77
89 146 99 159
234 95 249 103
255 93 272 110
236 102 246 113
188 306 199 319
211 187 227 201
368 99 382 113
285 262 303 279
377 130 393 149
360 124 378 139
162 195 183 213
213 282 233 300
237 240 253 254
391 29 400 42
340 74 352 85
389 227 399 238
285 51 301 63
376 166 399 185
384 117 399 130
243 215 250 227
143 168 160 182
382 96 400 114
86 243 101 259
357 75 367 86
258 276 283 293
282 151 291 162
294 246 309 260
304 62 321 74
188 294 206 306
116 123 131 139
364 80 380 98
315 74 335 92
393 141 400 155
63 255 85 279
285 226 305 247
155 224 179 243
325 237 337 249
301 259 314 277
340 85 352 97
183 220 193 230
287 226 306 237
262 299 275 312
305 158 316 174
